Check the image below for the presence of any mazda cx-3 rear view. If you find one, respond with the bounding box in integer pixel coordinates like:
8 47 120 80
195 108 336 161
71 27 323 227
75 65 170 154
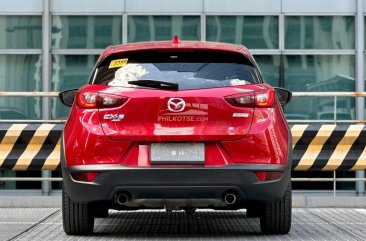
59 37 292 235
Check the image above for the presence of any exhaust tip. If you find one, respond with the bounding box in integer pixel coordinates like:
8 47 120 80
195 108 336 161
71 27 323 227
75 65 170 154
115 192 130 205
224 193 237 205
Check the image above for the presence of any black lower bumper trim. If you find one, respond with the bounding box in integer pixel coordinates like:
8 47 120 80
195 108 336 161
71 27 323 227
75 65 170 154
62 164 291 203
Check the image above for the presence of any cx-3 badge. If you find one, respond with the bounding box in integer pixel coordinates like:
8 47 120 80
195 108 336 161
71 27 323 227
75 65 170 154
167 98 185 112
103 114 124 122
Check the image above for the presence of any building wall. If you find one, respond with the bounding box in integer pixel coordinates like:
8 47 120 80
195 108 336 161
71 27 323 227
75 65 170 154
0 0 364 193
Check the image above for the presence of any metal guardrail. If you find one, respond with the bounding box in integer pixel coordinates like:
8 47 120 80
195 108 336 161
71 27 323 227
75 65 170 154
0 90 363 132
0 92 58 97
290 92 365 124
293 92 366 96
0 177 62 181
0 176 365 197
0 91 365 123
1 91 365 97
0 92 62 123
1 177 365 182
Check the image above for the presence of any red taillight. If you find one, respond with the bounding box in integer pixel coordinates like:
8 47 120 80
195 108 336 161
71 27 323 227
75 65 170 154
76 92 127 109
225 90 275 108
255 90 275 107
225 93 255 107
99 94 127 108
255 171 282 182
77 92 98 108
71 172 98 182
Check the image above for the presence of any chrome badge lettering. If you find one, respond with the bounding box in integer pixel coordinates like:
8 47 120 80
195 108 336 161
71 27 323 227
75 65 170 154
233 113 249 118
103 114 125 122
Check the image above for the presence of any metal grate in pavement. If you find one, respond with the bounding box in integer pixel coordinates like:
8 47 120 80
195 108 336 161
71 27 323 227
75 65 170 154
9 208 366 241
0 208 59 241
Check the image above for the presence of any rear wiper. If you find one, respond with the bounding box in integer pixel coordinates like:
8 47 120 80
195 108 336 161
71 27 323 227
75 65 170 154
127 79 179 90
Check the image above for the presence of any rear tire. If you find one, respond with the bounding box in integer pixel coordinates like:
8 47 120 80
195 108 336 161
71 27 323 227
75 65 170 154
260 182 292 234
62 186 94 235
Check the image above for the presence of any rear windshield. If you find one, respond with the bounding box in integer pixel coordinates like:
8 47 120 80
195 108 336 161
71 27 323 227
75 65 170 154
91 51 262 90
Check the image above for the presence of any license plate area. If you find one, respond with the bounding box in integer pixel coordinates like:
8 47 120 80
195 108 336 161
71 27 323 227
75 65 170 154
150 143 205 164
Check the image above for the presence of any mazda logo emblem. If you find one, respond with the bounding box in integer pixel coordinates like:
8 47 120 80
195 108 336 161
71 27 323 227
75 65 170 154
167 98 185 112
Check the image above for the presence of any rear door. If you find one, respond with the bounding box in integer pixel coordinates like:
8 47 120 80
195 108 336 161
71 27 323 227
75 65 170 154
93 50 261 142
98 87 255 142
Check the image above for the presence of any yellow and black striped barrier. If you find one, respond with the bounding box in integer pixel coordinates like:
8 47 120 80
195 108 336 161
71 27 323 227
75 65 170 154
0 124 61 171
292 124 366 171
0 123 366 171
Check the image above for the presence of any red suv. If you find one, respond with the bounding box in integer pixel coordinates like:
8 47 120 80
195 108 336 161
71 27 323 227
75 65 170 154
59 37 292 235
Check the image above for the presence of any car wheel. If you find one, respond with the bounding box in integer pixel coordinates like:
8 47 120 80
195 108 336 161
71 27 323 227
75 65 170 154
62 186 94 235
260 182 292 234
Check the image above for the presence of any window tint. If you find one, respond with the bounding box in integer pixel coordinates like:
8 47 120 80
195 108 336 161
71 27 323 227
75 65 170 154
92 51 261 90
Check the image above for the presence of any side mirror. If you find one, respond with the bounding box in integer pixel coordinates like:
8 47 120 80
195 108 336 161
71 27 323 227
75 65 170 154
274 87 292 106
58 89 78 107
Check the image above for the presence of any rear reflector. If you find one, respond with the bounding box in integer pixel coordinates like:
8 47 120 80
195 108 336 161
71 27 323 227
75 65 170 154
71 172 98 182
255 171 282 182
76 92 128 109
225 90 275 108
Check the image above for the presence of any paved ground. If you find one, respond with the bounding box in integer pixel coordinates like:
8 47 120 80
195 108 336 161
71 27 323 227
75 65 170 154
0 208 59 241
1 208 365 241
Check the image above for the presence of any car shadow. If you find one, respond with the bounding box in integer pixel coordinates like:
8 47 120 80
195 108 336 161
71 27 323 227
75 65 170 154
92 210 264 238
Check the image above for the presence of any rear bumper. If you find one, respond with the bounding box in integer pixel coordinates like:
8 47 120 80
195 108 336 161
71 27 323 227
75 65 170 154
61 163 291 204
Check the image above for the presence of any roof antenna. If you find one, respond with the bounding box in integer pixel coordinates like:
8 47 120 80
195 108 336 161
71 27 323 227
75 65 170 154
172 34 180 45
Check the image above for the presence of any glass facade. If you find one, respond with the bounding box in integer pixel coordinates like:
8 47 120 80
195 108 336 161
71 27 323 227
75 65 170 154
0 55 42 119
285 16 355 49
50 15 122 119
0 0 364 194
0 16 42 49
206 16 279 49
285 55 355 120
253 55 280 87
0 16 43 121
51 55 98 119
0 14 358 122
128 16 200 42
52 16 122 49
